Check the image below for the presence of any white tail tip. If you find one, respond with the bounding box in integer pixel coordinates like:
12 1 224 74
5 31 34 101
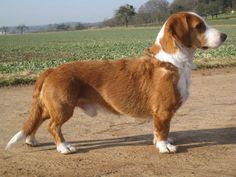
5 131 26 150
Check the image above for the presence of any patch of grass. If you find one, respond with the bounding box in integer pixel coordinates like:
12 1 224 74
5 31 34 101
206 18 236 25
194 56 236 69
0 71 38 86
0 73 37 87
0 77 35 87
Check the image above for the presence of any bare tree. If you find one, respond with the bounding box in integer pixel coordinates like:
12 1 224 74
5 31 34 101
170 0 198 13
138 0 169 24
139 0 168 14
17 25 29 34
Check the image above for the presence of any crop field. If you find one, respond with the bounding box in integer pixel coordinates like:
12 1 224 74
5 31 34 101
0 25 236 86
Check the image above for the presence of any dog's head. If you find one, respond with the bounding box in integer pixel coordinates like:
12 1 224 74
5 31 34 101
157 12 227 53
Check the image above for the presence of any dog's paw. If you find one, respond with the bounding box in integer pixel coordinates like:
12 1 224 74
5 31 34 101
153 136 174 145
156 141 177 153
57 143 77 154
25 136 40 147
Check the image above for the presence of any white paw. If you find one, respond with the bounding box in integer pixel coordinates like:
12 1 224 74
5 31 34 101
25 136 40 146
156 141 177 153
57 143 77 154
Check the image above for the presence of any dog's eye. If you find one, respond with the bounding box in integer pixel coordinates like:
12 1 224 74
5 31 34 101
195 23 203 30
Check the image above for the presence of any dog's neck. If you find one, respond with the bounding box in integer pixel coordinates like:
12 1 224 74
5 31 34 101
154 24 196 70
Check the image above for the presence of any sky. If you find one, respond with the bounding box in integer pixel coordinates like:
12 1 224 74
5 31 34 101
0 0 149 26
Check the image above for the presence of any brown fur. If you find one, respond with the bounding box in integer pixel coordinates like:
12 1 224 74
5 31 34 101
20 12 208 148
22 56 181 146
145 44 160 57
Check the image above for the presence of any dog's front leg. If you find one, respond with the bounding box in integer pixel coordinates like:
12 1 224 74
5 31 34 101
153 111 177 153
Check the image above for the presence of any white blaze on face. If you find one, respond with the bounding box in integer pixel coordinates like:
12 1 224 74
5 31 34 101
187 12 225 49
204 27 223 48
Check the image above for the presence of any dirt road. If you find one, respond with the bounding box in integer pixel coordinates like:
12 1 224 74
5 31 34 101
0 68 236 177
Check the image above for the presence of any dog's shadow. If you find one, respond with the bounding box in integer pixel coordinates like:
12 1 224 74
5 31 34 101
37 127 236 154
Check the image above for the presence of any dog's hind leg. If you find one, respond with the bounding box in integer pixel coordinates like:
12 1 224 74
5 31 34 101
5 69 54 150
24 104 50 147
25 114 49 146
47 103 76 154
6 97 46 150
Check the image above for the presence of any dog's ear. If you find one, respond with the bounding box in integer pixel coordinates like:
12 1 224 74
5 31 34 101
160 14 191 53
159 23 177 54
170 14 191 48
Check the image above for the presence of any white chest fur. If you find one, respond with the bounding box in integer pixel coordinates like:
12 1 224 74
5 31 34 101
177 65 192 103
154 23 194 103
154 50 193 103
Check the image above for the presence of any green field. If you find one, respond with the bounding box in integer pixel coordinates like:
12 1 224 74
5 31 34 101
0 24 236 86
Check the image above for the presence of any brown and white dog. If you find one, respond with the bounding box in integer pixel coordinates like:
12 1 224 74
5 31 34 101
6 12 227 154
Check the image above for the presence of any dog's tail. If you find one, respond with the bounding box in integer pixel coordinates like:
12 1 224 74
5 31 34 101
5 69 54 150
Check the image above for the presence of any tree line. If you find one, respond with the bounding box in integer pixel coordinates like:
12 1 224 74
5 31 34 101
0 23 88 35
103 0 236 27
0 25 29 35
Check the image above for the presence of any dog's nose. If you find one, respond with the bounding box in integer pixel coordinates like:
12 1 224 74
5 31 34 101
220 33 227 42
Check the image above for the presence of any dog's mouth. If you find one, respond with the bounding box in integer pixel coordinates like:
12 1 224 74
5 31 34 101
201 46 209 50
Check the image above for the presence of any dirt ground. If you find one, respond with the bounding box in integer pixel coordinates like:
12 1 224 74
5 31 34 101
0 67 236 177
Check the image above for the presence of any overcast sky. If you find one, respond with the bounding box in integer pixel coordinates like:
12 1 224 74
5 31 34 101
0 0 150 26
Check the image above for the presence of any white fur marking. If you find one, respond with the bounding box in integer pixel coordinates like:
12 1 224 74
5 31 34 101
155 18 195 69
156 140 177 153
155 22 166 46
204 28 222 48
25 135 40 146
57 142 77 154
187 12 206 22
187 12 223 49
5 131 26 150
155 31 193 103
178 65 192 103
154 12 200 103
